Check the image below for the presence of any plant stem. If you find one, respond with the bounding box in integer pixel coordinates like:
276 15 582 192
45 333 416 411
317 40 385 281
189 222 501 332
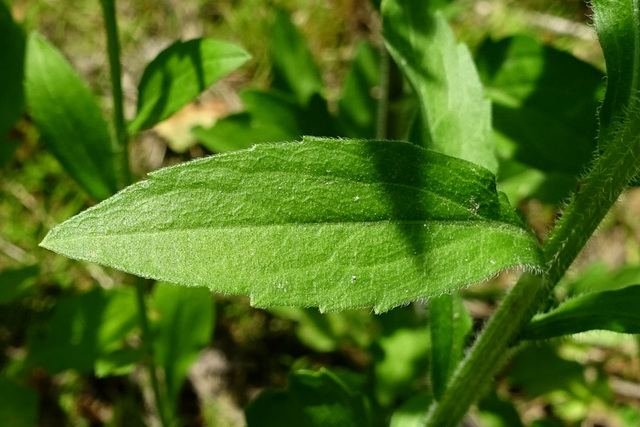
99 0 130 190
99 2 167 425
135 278 170 427
423 116 640 427
424 273 543 426
376 47 390 140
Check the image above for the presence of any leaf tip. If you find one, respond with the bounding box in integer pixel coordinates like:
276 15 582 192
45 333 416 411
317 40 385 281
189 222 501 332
38 231 67 259
38 231 54 251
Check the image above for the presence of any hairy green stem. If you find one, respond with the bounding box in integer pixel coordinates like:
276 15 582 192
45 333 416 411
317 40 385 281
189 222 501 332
424 273 543 426
424 116 640 426
99 0 130 189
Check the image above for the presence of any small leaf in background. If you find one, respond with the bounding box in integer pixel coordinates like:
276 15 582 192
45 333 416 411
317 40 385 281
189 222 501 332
300 94 340 137
508 344 587 399
94 347 143 378
561 262 640 296
428 292 472 400
41 138 544 313
151 282 214 416
522 285 640 340
0 2 25 142
382 1 497 173
372 325 430 406
195 93 337 154
269 307 375 352
338 42 381 139
478 393 524 427
389 392 432 427
270 8 324 105
195 34 365 151
476 36 603 175
592 0 640 148
0 265 38 304
496 159 579 205
26 287 138 374
507 344 611 423
25 33 118 201
129 38 250 132
0 376 37 427
194 89 303 152
245 368 374 427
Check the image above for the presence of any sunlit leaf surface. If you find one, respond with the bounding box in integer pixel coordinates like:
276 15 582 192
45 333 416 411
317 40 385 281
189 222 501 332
41 138 542 312
382 1 496 173
129 38 250 132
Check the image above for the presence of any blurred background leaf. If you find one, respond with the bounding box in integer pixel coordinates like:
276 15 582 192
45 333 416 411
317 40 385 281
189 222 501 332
25 33 119 201
0 0 25 165
0 265 38 305
151 283 214 417
477 36 603 175
371 308 431 407
0 376 37 427
383 1 497 173
129 38 250 132
337 42 381 139
245 368 376 427
26 287 138 374
269 7 324 106
523 285 640 339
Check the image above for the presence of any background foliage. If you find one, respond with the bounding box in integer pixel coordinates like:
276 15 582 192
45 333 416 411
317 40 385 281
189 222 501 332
3 0 640 426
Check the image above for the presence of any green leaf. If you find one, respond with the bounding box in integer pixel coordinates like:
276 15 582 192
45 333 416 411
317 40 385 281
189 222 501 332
195 89 338 153
0 2 25 141
129 38 250 132
41 138 543 313
301 94 340 137
507 344 586 399
497 159 579 205
194 90 302 152
561 262 640 297
0 265 39 304
428 292 472 400
0 377 37 427
270 8 324 105
25 33 118 201
477 394 524 427
95 347 143 378
592 0 640 148
389 392 432 427
151 282 214 414
373 325 430 406
476 36 603 175
269 307 374 352
382 2 496 173
245 368 374 427
27 287 138 374
522 285 640 340
338 42 381 138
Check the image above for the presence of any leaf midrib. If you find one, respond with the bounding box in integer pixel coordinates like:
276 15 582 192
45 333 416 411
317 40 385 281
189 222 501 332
48 218 530 238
